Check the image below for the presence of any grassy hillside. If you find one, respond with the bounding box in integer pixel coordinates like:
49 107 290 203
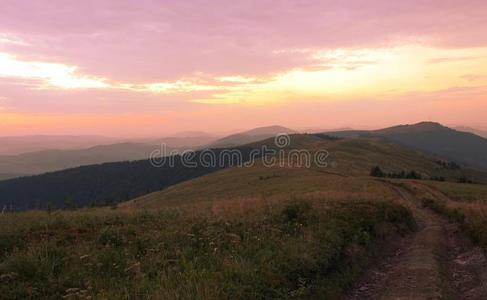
326 122 487 170
1 133 483 211
126 134 481 210
398 180 487 253
124 165 396 210
0 188 414 299
421 181 487 202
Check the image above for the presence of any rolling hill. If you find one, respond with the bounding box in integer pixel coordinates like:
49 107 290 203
325 122 487 170
0 136 216 180
210 125 296 148
0 147 256 210
0 142 163 180
124 134 486 210
2 129 485 211
0 135 117 155
455 126 487 138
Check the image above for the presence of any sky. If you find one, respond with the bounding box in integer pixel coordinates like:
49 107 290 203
1 0 487 137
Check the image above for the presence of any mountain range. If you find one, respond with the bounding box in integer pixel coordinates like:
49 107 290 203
1 122 487 211
0 135 117 155
0 127 301 180
0 135 216 179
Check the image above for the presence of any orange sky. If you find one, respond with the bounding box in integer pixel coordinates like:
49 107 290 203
1 1 487 136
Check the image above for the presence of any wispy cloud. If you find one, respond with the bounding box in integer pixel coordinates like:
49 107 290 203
461 74 487 82
428 56 483 64
0 53 108 89
0 33 29 46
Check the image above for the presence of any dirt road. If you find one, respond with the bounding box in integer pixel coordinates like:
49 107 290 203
346 184 487 299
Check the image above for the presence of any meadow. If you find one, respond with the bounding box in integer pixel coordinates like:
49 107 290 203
0 194 414 299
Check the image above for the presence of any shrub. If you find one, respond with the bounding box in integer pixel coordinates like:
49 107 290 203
370 166 385 177
97 227 124 247
281 201 312 223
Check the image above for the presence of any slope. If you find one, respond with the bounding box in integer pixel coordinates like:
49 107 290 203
210 125 296 148
124 134 484 210
0 135 216 180
0 143 161 179
0 135 117 155
325 122 487 170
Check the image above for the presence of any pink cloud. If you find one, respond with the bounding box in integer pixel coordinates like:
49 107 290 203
1 0 487 82
1 1 487 136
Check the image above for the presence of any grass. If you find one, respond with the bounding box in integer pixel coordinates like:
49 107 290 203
421 181 487 203
124 164 398 210
404 181 487 252
0 196 414 299
125 134 482 211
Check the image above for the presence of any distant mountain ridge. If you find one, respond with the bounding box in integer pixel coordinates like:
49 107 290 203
455 126 487 138
0 135 216 180
325 122 487 170
210 125 296 148
0 147 257 211
0 135 117 155
0 142 161 178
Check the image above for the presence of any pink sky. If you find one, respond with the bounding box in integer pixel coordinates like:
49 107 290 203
1 0 487 136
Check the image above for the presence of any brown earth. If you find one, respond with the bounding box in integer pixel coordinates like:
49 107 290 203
345 184 487 300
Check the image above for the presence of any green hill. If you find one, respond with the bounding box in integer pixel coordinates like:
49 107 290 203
125 134 483 210
326 122 487 170
2 132 484 211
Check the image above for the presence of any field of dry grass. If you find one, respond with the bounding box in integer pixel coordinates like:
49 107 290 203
125 135 476 211
123 163 397 211
397 180 487 252
0 193 414 299
421 181 487 203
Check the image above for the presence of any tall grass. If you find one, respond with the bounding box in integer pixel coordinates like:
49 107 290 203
0 197 414 299
408 181 487 252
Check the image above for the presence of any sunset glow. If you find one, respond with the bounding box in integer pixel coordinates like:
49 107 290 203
1 0 487 136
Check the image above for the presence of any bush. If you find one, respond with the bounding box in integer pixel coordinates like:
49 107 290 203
97 227 124 247
281 201 312 223
370 166 385 177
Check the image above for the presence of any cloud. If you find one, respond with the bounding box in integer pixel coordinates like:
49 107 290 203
0 33 29 46
428 56 483 64
1 1 487 134
1 0 487 82
0 96 6 110
0 53 108 89
0 52 235 94
461 74 487 82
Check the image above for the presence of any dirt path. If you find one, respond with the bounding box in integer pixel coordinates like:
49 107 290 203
345 184 487 300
